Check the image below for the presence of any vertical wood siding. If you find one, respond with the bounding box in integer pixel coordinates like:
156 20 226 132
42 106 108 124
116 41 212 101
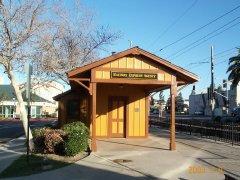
95 56 172 82
96 84 146 137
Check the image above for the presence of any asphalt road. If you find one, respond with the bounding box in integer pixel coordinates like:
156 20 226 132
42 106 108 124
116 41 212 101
0 119 57 143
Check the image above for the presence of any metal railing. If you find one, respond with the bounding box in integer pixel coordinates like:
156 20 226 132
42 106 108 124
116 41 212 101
149 116 240 146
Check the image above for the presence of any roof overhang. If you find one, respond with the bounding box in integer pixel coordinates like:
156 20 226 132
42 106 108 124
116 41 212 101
67 46 199 84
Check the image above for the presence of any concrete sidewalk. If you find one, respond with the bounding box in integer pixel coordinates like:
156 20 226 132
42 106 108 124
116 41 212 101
1 128 238 179
96 129 226 180
156 128 240 179
0 137 25 173
0 138 147 180
7 154 147 180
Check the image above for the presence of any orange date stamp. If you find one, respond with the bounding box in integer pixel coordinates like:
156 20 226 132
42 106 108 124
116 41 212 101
188 166 224 174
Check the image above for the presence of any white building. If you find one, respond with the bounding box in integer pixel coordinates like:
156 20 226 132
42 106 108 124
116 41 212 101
32 81 65 103
0 79 65 118
31 81 65 116
189 83 240 116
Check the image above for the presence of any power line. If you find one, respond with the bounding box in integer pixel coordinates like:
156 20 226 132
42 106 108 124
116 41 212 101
214 52 237 65
155 4 240 52
171 21 240 59
186 61 209 68
188 63 208 69
184 47 237 68
194 47 236 63
215 59 228 65
169 20 240 59
215 51 237 63
148 0 198 49
187 52 233 69
168 16 240 59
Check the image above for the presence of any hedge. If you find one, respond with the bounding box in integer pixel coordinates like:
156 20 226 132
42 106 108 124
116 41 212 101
32 122 89 156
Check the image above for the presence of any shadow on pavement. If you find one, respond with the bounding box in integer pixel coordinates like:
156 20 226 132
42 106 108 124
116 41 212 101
98 139 169 151
150 127 240 179
0 137 163 180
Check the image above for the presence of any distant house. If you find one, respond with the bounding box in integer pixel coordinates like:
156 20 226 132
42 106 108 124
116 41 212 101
0 81 65 118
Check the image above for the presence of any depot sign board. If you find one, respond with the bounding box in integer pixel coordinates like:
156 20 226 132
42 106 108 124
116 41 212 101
111 71 158 80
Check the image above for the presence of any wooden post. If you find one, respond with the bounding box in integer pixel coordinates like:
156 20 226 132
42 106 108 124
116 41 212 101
170 76 177 151
145 93 150 137
91 82 97 152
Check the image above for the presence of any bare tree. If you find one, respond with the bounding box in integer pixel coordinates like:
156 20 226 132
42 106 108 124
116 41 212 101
34 1 120 84
0 0 48 149
0 0 119 150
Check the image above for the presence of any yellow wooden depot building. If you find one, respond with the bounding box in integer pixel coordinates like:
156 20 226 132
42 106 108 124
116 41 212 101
54 47 198 151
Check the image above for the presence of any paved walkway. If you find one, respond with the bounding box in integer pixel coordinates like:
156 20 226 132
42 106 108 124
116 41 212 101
0 137 25 173
96 128 226 180
150 127 240 179
1 128 239 179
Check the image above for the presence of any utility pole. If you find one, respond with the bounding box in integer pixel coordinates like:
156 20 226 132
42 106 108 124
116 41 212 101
210 46 215 120
223 79 229 115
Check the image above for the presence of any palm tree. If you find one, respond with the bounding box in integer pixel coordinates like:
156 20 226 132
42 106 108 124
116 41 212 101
227 49 240 86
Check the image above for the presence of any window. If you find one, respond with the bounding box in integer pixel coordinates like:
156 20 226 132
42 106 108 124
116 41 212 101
0 106 3 116
1 105 16 118
25 105 41 118
67 100 80 119
36 106 42 118
80 98 88 120
31 106 37 118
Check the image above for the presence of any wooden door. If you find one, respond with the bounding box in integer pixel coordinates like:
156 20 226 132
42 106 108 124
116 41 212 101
109 97 126 138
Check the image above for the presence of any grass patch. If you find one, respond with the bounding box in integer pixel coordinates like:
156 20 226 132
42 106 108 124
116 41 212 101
0 154 70 178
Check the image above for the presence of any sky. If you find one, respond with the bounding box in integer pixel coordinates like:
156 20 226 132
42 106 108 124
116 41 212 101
80 0 240 100
1 0 240 100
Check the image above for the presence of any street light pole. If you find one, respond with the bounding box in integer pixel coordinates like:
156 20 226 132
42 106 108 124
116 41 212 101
25 63 32 163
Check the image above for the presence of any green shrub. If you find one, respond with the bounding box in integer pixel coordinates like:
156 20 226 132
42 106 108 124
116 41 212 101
44 129 66 154
62 122 89 156
32 127 48 137
32 128 66 155
0 115 5 120
32 122 89 156
32 128 48 153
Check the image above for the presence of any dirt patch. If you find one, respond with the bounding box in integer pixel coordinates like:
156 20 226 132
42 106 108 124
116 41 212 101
35 151 90 163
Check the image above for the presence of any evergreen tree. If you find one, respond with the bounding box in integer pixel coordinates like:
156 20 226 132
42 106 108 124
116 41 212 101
158 91 165 104
227 49 240 86
176 92 184 112
165 97 171 113
216 85 223 92
158 91 165 117
150 96 154 106
165 92 185 113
